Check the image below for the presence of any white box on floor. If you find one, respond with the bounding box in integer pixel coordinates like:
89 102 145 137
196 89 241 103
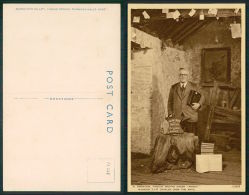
196 154 222 173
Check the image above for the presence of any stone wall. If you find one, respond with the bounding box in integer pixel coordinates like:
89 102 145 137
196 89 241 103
131 28 188 154
151 48 188 148
182 18 241 87
131 50 153 154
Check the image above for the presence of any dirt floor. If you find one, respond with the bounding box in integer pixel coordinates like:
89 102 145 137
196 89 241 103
131 148 241 185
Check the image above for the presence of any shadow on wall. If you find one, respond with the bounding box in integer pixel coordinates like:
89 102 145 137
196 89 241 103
151 75 165 150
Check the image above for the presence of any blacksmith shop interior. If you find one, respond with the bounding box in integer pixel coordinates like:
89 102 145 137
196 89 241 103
130 9 242 185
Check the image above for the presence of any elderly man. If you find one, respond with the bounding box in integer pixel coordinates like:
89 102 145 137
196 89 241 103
167 68 205 135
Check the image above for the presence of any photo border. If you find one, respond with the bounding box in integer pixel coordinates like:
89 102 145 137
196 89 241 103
127 3 246 192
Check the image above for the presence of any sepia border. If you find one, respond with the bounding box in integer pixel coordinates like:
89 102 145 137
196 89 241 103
127 3 246 192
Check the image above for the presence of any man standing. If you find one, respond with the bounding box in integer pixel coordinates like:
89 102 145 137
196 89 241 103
167 68 205 135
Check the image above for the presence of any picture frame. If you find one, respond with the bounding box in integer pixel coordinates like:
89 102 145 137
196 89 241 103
201 47 231 84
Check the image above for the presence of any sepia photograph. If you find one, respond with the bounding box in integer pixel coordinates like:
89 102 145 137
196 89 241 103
128 4 245 192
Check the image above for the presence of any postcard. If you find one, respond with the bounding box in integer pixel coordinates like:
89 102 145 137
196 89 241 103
3 4 120 191
128 3 245 192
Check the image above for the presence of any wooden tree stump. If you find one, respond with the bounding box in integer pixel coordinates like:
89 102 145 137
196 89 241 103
151 133 199 173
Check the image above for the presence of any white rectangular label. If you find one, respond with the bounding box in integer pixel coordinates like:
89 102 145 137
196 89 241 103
87 159 115 183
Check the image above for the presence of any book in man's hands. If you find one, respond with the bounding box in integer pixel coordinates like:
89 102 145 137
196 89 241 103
187 90 201 106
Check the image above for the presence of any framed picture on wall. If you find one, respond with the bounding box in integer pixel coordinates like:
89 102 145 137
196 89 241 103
201 47 231 84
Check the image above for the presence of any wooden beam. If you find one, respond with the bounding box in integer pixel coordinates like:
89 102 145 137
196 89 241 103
176 20 210 43
166 20 191 39
170 18 200 41
157 20 177 39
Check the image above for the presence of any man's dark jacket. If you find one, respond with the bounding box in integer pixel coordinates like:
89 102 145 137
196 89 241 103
167 81 205 122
